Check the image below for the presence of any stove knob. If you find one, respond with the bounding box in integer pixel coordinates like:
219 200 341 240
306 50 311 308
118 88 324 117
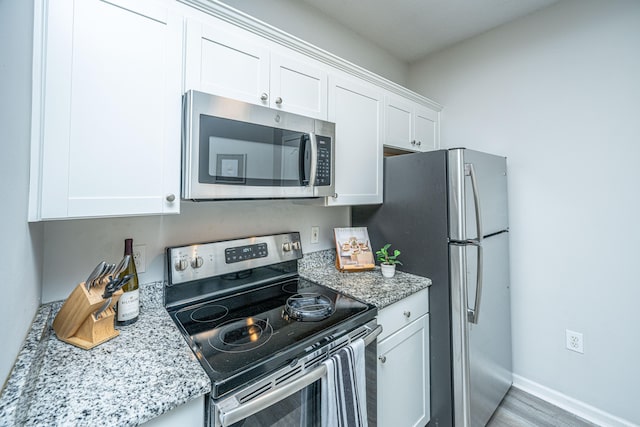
282 242 292 252
292 241 301 251
175 259 188 272
191 256 204 269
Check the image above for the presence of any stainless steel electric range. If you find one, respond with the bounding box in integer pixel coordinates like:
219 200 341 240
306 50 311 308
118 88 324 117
165 232 380 427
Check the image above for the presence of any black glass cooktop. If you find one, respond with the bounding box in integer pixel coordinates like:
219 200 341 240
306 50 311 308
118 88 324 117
170 277 375 398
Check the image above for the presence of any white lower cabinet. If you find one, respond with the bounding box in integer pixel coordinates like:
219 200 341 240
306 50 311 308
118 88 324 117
377 289 430 427
142 396 204 426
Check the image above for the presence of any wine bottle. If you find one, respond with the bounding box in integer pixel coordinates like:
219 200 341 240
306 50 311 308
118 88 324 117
116 238 140 326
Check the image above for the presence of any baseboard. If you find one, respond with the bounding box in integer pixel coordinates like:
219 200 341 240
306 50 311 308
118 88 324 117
512 375 637 427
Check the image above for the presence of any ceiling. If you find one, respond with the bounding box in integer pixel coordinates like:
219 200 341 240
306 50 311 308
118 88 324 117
299 0 559 63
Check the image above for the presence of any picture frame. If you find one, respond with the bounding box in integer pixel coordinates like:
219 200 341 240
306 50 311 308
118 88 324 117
334 227 375 272
214 153 246 184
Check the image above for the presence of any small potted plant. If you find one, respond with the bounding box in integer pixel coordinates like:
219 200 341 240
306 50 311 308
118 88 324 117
375 243 402 278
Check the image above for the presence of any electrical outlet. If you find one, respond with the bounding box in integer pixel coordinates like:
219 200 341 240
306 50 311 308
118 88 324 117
311 226 320 244
133 244 146 273
566 329 584 354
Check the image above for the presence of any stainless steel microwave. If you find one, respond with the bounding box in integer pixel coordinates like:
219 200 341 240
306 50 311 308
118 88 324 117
182 90 335 200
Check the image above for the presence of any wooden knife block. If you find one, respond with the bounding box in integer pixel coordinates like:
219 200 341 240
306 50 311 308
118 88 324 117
52 281 123 350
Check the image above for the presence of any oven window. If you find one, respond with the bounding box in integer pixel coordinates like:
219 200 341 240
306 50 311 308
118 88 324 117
228 382 320 427
199 115 309 187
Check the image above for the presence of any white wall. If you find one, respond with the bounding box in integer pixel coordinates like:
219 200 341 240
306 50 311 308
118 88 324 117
219 0 409 86
0 0 43 385
408 0 640 424
42 201 347 303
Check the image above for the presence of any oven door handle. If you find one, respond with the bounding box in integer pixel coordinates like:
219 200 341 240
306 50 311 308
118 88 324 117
217 325 382 427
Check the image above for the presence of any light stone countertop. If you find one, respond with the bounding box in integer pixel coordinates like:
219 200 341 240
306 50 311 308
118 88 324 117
0 250 430 426
299 250 431 309
0 282 211 427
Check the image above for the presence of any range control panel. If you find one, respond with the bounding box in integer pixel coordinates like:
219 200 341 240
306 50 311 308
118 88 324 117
167 232 302 285
315 136 332 186
225 243 268 264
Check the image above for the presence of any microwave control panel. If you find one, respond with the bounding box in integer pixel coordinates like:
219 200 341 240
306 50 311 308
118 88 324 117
316 136 332 186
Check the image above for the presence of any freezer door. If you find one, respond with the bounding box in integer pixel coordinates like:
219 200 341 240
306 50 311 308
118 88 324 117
450 231 512 427
449 149 509 241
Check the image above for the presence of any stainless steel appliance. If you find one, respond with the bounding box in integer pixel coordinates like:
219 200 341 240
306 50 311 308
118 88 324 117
182 90 335 200
165 232 380 427
353 148 512 426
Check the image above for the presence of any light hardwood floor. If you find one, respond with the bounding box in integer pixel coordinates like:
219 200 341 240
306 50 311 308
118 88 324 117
487 387 599 427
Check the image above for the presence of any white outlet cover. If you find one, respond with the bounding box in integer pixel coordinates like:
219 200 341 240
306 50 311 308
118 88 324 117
133 244 146 273
565 329 584 354
311 226 320 244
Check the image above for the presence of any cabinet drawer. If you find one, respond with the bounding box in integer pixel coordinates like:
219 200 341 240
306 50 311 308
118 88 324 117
377 288 429 341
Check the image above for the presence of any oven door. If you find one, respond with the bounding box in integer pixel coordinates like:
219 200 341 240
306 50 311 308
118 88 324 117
215 376 322 427
210 325 381 427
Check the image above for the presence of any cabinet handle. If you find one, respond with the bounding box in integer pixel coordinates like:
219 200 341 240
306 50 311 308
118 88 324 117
333 193 338 198
166 194 176 202
275 97 283 105
416 141 422 146
260 93 268 101
378 356 387 364
411 140 416 145
403 310 411 318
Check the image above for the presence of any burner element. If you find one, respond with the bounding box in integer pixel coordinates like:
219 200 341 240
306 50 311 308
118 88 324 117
209 318 273 353
190 304 229 323
282 281 298 294
284 293 335 322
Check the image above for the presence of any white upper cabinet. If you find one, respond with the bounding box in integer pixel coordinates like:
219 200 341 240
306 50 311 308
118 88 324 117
326 75 384 206
30 0 182 221
28 1 442 220
184 20 270 106
414 104 439 151
385 95 440 152
185 20 328 120
270 53 327 119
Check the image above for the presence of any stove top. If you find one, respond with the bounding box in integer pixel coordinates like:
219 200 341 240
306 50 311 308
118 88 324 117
164 233 376 398
169 277 374 397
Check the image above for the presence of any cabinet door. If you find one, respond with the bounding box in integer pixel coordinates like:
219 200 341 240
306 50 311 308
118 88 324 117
377 314 430 427
185 19 270 106
385 95 440 152
385 95 414 151
270 53 328 120
414 105 439 151
34 0 181 219
327 76 383 205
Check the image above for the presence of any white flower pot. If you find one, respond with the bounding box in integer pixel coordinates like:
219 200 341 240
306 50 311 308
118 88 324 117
380 263 396 278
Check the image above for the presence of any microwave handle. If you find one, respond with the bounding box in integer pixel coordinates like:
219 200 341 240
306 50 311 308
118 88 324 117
308 133 318 187
217 325 382 427
299 133 318 187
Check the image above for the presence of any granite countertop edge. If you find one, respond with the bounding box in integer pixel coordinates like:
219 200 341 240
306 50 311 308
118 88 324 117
299 249 431 309
0 281 211 427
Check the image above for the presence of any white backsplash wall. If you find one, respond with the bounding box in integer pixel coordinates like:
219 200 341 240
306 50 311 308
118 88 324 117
42 201 348 303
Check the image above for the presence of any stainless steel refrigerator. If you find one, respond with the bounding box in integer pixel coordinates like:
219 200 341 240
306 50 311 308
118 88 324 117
352 148 512 427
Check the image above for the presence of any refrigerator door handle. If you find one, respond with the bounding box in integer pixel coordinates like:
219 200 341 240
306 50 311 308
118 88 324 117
467 241 483 324
465 163 483 242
